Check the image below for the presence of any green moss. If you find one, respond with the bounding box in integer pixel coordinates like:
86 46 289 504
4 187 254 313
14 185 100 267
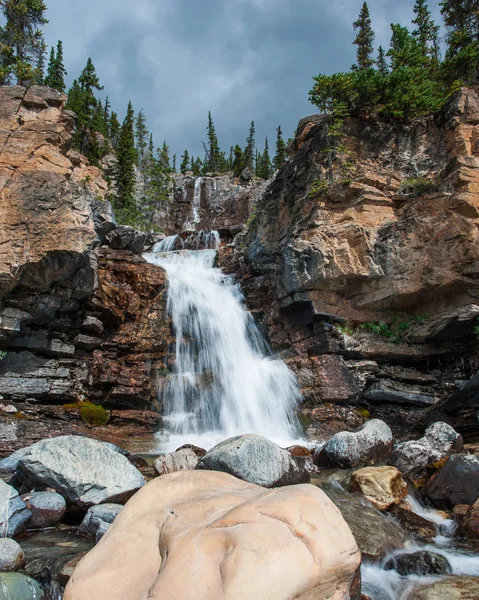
398 177 439 198
79 403 109 426
356 408 371 420
308 179 329 198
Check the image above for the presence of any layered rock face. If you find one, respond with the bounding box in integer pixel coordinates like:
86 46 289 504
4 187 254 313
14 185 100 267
0 86 171 454
65 470 361 600
232 88 479 441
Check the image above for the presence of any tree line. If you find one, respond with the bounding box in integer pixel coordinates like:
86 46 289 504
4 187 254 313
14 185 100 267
309 0 479 121
0 0 288 231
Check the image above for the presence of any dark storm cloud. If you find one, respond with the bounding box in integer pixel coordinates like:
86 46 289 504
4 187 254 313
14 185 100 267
43 0 440 158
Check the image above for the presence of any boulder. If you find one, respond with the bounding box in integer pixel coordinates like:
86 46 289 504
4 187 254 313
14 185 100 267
16 436 145 509
64 471 361 600
408 577 479 599
20 491 66 528
154 448 199 476
390 422 463 480
384 550 452 576
388 503 437 543
350 466 408 510
197 434 310 487
0 538 25 571
459 498 479 538
0 479 31 537
365 380 437 407
315 420 393 468
79 504 123 540
0 573 44 600
105 226 146 254
423 454 479 508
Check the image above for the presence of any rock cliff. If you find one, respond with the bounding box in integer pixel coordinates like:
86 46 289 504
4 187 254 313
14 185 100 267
230 88 479 441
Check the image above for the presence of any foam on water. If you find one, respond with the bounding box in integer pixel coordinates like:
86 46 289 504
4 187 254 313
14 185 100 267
144 230 302 451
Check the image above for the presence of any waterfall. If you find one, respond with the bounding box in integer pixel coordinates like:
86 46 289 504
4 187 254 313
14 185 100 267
144 230 302 451
183 177 203 230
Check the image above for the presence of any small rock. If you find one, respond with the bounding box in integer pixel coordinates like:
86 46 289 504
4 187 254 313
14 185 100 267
384 550 452 576
423 453 479 508
0 403 17 414
197 434 310 487
0 479 31 537
0 572 44 600
79 503 123 540
20 491 66 528
459 498 479 538
81 316 104 335
175 444 206 457
350 466 408 511
389 503 437 543
407 576 479 599
315 420 393 469
0 538 24 571
154 448 199 476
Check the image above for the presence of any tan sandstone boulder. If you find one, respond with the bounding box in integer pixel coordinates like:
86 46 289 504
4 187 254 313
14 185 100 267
65 470 361 600
350 466 408 511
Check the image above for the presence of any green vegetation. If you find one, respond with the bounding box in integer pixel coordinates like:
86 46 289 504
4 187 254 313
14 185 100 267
308 179 329 198
398 176 440 198
44 40 66 91
309 0 479 123
474 318 479 341
359 314 429 343
63 400 109 426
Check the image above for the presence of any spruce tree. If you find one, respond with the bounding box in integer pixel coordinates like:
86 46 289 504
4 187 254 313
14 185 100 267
412 0 440 63
255 149 261 177
441 0 479 84
34 43 44 84
206 111 223 172
376 46 388 75
109 111 120 149
116 101 137 215
244 121 255 171
180 149 190 174
0 0 48 85
232 145 244 177
353 2 375 70
135 110 149 170
44 47 55 86
260 137 272 179
52 40 67 92
273 126 286 171
172 154 177 173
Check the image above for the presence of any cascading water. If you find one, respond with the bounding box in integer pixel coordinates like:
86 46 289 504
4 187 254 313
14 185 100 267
183 176 203 230
144 230 302 451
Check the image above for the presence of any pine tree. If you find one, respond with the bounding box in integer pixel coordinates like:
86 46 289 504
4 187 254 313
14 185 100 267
244 121 255 171
159 141 170 172
44 47 55 86
135 110 149 170
103 96 111 124
109 111 120 149
172 154 177 173
441 0 479 84
376 46 388 75
116 101 137 214
273 126 286 171
180 149 190 174
255 149 261 177
206 111 223 172
232 145 244 177
353 2 375 70
412 0 440 64
52 40 67 92
0 0 48 85
34 42 45 84
260 137 272 179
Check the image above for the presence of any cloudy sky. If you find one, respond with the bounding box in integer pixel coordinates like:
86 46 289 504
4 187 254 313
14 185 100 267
43 0 442 160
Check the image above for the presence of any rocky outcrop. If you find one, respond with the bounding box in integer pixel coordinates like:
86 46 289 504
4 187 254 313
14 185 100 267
229 87 479 441
65 470 361 600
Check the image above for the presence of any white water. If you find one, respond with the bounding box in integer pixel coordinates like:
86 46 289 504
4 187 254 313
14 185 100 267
183 176 203 230
144 231 302 451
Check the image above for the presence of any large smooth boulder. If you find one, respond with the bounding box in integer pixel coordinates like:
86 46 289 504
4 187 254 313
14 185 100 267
0 479 31 536
16 436 145 509
79 504 123 541
197 434 310 487
384 550 452 576
423 454 479 508
390 422 463 480
21 491 66 528
64 471 361 600
408 577 479 599
0 538 25 571
350 466 408 511
154 448 199 475
0 572 44 600
315 420 393 468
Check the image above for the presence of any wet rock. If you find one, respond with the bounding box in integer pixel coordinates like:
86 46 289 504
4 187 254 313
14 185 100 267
389 503 437 543
0 447 30 477
423 454 479 508
79 504 122 540
314 419 393 468
0 538 25 571
16 436 145 509
154 448 199 475
365 380 437 407
175 444 207 457
0 572 44 600
314 476 410 561
350 466 408 510
64 471 361 600
458 498 479 538
384 550 452 576
390 422 463 480
21 492 66 528
104 226 146 254
91 199 116 239
444 374 479 441
0 479 31 536
197 434 310 487
409 576 479 599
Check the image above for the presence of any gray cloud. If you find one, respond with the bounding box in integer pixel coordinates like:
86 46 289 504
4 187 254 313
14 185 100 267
43 0 441 159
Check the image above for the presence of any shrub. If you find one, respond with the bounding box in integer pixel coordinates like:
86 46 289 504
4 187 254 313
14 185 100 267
398 177 439 198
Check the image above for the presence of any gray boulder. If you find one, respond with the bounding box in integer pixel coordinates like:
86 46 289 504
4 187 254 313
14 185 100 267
16 436 145 509
0 538 24 571
20 491 66 528
0 573 44 600
423 453 479 508
197 434 310 487
0 447 30 478
0 479 31 537
384 550 452 576
315 419 393 468
365 380 437 407
79 503 123 540
154 448 199 476
105 226 146 254
390 422 463 479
